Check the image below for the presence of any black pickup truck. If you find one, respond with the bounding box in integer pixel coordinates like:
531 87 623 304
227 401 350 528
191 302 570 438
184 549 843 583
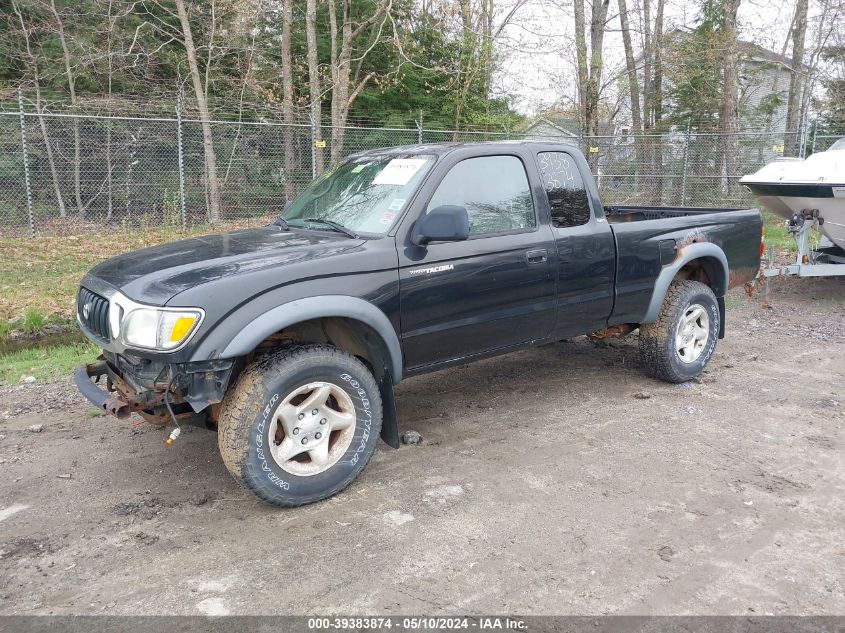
75 142 762 506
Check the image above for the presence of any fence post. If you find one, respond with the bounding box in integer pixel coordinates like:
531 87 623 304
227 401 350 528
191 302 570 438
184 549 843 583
680 120 691 206
175 96 187 231
810 120 817 156
416 110 423 145
17 88 36 238
800 110 813 159
309 112 317 180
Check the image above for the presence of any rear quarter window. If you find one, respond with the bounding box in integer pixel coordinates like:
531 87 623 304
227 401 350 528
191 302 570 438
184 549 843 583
537 151 592 228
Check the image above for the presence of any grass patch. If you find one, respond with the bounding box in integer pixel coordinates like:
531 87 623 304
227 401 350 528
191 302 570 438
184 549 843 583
0 342 99 386
763 212 794 253
22 308 47 334
0 219 268 324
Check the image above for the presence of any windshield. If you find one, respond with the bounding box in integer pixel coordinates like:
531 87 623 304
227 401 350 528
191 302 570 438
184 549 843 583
830 138 845 151
281 154 435 235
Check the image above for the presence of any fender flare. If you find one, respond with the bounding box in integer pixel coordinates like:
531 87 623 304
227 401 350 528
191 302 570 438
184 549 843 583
642 242 729 324
221 295 403 384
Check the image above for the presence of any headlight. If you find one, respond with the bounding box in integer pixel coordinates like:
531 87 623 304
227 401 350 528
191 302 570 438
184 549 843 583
107 292 203 351
121 308 203 350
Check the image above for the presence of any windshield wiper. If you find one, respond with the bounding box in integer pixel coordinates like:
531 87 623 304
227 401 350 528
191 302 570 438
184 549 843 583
303 217 359 238
274 217 290 230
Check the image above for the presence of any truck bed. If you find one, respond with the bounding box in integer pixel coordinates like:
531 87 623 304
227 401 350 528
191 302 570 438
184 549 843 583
604 205 762 325
605 205 750 223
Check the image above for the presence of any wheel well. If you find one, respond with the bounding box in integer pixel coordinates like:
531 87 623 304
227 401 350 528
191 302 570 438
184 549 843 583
674 256 726 297
251 317 393 382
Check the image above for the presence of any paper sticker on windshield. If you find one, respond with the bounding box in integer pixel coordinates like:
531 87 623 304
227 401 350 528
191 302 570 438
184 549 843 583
379 211 397 225
388 198 406 211
351 163 369 173
373 159 427 186
833 186 845 198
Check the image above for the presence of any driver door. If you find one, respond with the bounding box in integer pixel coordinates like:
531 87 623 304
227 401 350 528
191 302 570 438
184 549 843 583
397 153 557 371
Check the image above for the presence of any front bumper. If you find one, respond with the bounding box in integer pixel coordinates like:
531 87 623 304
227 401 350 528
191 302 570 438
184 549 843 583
75 356 235 426
74 360 171 423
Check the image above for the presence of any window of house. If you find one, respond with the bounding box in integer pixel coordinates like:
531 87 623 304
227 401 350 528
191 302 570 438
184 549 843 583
536 151 591 228
425 155 536 236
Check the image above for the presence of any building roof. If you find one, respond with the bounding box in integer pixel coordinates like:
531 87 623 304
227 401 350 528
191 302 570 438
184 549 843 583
520 117 580 137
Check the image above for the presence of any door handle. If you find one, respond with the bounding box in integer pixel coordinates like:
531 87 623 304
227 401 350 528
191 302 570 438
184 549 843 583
525 249 548 264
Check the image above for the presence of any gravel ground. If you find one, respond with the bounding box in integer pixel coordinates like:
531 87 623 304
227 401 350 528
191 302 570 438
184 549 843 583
0 277 843 616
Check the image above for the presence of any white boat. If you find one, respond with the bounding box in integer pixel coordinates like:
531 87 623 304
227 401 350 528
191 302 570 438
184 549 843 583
740 137 845 251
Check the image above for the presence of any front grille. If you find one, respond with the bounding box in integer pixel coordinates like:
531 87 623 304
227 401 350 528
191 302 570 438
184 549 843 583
77 287 111 342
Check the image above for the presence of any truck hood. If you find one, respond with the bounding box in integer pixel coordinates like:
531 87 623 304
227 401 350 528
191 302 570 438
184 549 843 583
88 226 365 305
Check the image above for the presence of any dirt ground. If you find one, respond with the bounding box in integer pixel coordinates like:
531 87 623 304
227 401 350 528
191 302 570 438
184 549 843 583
0 277 843 616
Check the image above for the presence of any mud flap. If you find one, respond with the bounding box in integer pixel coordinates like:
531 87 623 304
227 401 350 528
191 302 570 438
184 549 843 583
717 296 726 339
378 374 400 448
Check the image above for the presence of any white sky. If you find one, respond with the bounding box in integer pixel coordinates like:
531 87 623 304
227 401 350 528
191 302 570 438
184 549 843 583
493 0 798 115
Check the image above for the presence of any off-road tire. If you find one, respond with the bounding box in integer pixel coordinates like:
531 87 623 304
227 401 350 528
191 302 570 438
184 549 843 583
639 280 720 383
218 345 382 507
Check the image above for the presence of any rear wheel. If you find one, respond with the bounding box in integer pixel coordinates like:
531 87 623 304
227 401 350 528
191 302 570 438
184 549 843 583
218 345 382 507
639 280 720 383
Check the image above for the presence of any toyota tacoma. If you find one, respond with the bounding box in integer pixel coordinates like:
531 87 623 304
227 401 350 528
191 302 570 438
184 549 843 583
75 142 763 506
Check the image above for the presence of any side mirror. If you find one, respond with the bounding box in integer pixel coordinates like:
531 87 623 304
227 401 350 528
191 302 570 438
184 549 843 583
412 205 470 246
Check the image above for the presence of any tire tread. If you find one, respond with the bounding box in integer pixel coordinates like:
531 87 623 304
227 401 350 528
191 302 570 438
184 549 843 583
217 345 382 507
639 280 717 383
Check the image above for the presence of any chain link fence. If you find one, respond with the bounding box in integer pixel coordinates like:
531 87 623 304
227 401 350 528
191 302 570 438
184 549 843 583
0 106 840 237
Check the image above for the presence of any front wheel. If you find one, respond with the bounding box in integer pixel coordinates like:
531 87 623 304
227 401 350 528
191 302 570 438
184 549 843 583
639 280 720 383
217 345 383 507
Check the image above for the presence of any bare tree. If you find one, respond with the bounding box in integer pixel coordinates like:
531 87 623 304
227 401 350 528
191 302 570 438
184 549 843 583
173 0 222 223
327 0 391 163
720 0 741 184
450 0 525 136
785 0 809 154
618 0 643 150
280 0 296 200
47 0 84 214
305 0 324 174
12 0 67 218
651 0 665 128
649 0 665 201
574 0 610 169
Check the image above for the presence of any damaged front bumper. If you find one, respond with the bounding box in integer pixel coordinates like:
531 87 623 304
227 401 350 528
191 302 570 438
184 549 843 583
74 355 235 427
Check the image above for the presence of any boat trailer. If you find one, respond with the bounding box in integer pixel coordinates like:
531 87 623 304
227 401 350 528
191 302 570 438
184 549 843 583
763 210 845 278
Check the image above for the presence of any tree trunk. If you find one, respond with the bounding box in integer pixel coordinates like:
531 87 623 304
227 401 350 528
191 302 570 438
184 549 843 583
479 0 494 98
105 0 114 223
785 0 808 155
578 0 610 170
720 0 741 189
641 0 652 130
651 0 665 202
328 0 389 161
306 0 324 175
280 0 296 201
330 1 353 163
175 0 222 223
587 0 610 140
652 0 665 127
35 78 68 219
573 0 588 139
618 0 644 168
453 0 475 136
49 0 83 215
12 0 66 218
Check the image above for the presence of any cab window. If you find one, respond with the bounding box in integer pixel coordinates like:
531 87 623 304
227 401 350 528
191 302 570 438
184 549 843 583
426 155 536 236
